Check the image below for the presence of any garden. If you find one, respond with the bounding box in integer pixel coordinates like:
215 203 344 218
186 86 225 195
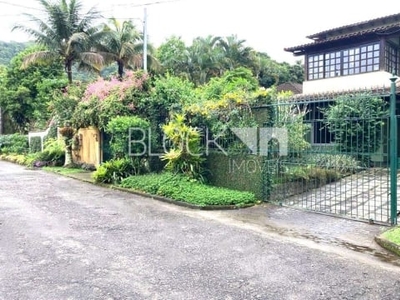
0 0 389 210
0 66 388 208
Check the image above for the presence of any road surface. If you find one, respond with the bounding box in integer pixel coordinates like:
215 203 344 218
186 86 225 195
1 161 400 300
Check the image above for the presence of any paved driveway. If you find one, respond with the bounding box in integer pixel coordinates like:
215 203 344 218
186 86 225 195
1 161 400 300
282 168 394 224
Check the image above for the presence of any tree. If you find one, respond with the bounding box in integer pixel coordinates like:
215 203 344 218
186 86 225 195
0 46 64 132
0 66 6 134
0 41 30 65
186 35 224 85
12 0 104 84
95 18 158 79
217 35 256 71
156 36 188 77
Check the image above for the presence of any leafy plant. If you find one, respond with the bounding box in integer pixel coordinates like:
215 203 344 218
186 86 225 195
105 115 151 158
277 165 340 185
92 157 144 184
161 114 205 180
0 133 29 154
307 153 361 173
323 93 388 163
33 138 65 166
272 94 311 157
120 172 257 206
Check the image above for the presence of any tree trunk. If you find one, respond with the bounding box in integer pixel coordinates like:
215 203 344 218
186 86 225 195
118 61 124 79
64 145 73 167
0 107 3 135
66 61 73 84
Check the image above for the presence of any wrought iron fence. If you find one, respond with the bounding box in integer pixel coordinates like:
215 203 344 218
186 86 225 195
261 96 395 225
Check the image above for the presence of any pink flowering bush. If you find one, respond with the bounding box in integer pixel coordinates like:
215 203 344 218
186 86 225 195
82 71 148 103
72 71 150 129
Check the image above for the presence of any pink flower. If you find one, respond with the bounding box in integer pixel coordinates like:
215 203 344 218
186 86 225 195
81 72 148 103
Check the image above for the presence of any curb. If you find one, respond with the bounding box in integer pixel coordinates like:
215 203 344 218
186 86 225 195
374 233 400 257
48 170 256 211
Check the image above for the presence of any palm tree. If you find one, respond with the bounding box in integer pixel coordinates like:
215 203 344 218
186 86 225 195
95 18 158 79
12 0 104 84
186 35 224 85
217 35 256 71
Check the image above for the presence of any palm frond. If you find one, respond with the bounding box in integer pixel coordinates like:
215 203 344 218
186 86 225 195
21 51 58 69
96 51 118 65
79 52 104 71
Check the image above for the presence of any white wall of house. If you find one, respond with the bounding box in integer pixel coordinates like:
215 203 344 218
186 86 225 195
303 71 394 94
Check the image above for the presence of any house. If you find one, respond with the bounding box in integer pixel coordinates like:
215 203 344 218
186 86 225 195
283 13 400 152
284 13 400 94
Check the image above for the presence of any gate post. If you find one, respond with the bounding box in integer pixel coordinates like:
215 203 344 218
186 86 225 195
390 75 398 225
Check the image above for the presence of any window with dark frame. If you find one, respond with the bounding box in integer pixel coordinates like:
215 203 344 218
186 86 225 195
385 43 400 76
308 54 324 80
307 42 380 80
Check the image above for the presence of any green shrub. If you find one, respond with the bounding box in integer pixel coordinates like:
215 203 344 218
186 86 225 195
278 165 341 185
92 157 145 184
105 115 151 158
33 138 65 166
120 172 256 206
307 153 360 173
323 93 388 163
29 136 42 153
0 133 29 154
0 153 36 166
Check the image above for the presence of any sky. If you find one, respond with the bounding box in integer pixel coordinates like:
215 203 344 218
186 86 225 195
1 0 400 64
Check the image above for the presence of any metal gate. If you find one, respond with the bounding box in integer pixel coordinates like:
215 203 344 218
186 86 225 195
262 81 398 225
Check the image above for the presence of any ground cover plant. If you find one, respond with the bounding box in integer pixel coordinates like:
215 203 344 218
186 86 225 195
383 227 400 246
120 172 257 207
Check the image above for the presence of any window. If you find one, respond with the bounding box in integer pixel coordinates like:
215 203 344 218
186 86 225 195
385 43 400 76
307 42 380 80
325 51 341 78
308 54 324 80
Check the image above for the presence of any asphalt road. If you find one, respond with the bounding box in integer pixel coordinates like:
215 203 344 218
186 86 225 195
1 161 400 300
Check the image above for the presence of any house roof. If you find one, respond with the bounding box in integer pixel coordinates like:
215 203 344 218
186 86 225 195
276 82 303 94
285 12 400 55
284 81 400 103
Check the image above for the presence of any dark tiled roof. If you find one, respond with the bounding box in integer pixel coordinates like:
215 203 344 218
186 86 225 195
276 82 303 94
285 12 400 55
307 12 400 40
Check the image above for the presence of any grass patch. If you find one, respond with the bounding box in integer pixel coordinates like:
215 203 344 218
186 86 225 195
382 227 400 245
43 166 87 175
120 172 257 207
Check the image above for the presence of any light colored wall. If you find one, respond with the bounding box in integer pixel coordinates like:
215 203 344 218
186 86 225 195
303 71 394 94
72 127 101 166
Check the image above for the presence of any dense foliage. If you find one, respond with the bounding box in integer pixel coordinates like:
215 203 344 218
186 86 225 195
161 114 205 180
0 41 29 65
0 133 29 154
156 35 304 87
106 115 151 158
0 46 64 132
92 157 140 184
72 71 149 130
120 172 257 206
323 93 388 163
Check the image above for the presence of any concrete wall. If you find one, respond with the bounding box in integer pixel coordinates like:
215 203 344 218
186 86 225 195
72 127 101 167
303 71 393 94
